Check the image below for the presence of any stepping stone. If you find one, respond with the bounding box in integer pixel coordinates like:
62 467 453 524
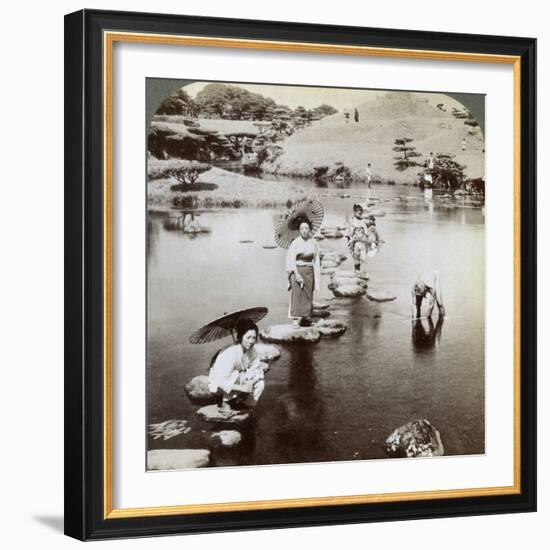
185 375 217 404
323 231 344 239
209 430 242 448
316 319 347 338
365 209 386 217
196 405 251 424
321 268 337 275
313 301 330 310
321 259 339 268
334 269 369 280
254 343 281 362
330 276 368 289
385 419 444 458
312 308 331 318
147 449 210 470
332 285 366 298
183 222 210 234
366 289 396 302
260 324 321 344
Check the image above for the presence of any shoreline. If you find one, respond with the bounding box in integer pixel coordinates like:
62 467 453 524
148 166 308 208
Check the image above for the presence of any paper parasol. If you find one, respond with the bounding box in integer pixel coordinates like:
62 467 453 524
189 307 268 344
274 199 325 248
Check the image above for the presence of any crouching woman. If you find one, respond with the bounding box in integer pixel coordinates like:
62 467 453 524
208 318 266 410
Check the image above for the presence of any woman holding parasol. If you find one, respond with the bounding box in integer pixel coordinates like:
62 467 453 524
189 309 269 411
207 318 266 411
275 200 324 328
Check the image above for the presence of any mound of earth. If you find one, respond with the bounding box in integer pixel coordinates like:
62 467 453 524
264 91 484 183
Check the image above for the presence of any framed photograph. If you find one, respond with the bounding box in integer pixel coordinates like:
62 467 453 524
64 9 536 540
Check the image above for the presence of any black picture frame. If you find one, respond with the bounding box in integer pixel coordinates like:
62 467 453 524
64 8 536 541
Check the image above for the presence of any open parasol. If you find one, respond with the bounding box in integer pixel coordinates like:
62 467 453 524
189 307 268 344
274 199 325 249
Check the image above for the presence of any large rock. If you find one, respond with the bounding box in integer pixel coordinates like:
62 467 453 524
185 375 217 404
254 343 281 362
209 430 242 448
332 284 367 298
385 419 444 458
196 404 251 424
260 324 321 344
366 289 397 302
147 449 210 470
316 319 347 338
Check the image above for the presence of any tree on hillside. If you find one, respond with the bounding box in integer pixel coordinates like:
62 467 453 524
451 107 470 119
167 161 211 186
155 89 197 117
195 83 276 120
316 104 338 116
431 154 467 190
148 119 240 161
195 84 230 117
392 137 422 171
421 153 467 190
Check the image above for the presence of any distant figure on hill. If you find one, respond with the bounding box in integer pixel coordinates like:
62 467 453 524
354 108 359 122
423 153 435 187
462 137 467 151
365 163 372 190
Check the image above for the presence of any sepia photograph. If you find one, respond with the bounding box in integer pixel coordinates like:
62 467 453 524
145 79 486 470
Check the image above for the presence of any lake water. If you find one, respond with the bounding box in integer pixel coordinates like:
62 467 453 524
147 182 485 467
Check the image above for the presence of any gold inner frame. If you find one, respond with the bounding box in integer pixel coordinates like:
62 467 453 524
103 31 522 519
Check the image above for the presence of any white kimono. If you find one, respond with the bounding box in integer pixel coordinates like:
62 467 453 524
208 344 265 403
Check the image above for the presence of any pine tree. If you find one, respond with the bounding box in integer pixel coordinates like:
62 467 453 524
392 137 421 171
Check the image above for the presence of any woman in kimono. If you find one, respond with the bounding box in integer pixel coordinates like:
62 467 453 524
346 204 370 273
285 217 321 328
208 318 266 410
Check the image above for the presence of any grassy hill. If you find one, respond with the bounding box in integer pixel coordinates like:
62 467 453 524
264 92 485 183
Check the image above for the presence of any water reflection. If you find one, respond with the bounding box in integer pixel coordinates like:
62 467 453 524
282 347 323 427
273 346 328 463
147 182 485 464
411 316 444 352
